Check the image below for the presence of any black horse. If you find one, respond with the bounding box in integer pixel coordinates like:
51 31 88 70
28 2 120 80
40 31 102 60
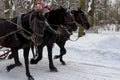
30 7 77 72
53 8 90 64
71 8 90 30
31 7 90 68
0 10 53 80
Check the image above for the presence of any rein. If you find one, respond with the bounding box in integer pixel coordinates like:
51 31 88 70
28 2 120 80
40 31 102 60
0 19 34 44
29 12 47 55
33 17 44 37
6 20 32 35
29 11 36 27
65 12 87 42
64 33 80 41
0 12 40 44
29 11 45 37
0 29 21 40
63 14 80 41
0 29 21 44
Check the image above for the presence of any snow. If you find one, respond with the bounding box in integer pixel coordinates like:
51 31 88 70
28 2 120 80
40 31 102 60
87 0 92 13
0 31 120 80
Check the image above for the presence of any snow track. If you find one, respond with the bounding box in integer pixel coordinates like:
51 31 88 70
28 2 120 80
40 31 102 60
0 32 120 80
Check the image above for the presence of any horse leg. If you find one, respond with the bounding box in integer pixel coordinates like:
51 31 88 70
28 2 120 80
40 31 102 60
30 45 43 64
31 45 36 59
54 42 66 65
8 53 13 59
7 48 22 72
30 38 49 64
47 44 58 72
8 48 14 59
23 47 34 80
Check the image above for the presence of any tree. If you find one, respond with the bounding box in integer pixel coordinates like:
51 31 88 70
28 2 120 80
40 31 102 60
78 0 87 37
87 0 94 27
0 0 6 18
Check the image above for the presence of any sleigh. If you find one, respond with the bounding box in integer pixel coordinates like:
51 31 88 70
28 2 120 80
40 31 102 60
0 46 11 59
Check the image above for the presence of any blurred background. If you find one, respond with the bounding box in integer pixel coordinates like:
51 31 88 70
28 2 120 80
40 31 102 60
0 0 120 32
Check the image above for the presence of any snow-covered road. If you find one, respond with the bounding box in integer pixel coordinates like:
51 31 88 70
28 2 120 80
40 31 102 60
0 31 120 80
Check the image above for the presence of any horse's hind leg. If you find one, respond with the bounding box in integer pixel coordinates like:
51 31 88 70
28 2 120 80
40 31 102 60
54 42 66 65
47 44 58 72
7 48 22 72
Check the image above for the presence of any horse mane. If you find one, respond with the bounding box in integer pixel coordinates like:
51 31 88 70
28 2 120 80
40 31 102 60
46 8 66 24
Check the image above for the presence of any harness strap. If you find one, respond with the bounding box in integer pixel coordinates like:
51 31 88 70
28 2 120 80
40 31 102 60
20 31 32 40
0 29 21 40
17 15 32 40
29 11 36 27
6 20 32 35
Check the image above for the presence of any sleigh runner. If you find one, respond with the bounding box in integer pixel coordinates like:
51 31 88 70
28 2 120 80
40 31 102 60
0 46 11 59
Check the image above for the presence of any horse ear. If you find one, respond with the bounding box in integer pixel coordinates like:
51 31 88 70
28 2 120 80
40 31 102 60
60 6 63 9
60 6 66 11
77 7 81 10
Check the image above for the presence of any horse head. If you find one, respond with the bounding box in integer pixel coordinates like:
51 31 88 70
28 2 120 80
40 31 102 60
71 8 90 30
45 6 77 35
59 6 77 32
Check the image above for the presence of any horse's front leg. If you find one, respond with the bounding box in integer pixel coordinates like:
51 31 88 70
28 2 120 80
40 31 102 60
23 47 34 80
54 42 66 65
31 45 36 59
30 45 43 64
47 44 58 72
7 48 22 72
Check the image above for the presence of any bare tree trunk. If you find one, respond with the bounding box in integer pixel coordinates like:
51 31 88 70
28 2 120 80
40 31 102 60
88 0 94 27
78 0 86 37
0 0 6 18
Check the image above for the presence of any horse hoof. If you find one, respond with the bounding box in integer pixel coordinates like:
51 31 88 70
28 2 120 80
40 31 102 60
6 66 11 72
62 62 66 65
50 67 58 72
6 63 22 72
30 59 37 64
28 76 34 80
54 55 60 59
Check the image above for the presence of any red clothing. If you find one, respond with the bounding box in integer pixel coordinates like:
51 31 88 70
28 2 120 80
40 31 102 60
34 1 51 11
44 5 51 11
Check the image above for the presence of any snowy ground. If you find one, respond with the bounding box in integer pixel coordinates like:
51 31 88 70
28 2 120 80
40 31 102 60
0 31 120 80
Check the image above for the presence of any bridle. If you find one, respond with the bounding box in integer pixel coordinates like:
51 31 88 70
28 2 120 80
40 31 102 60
32 17 45 37
63 12 76 25
57 12 80 41
29 11 46 37
62 11 88 41
29 11 48 54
